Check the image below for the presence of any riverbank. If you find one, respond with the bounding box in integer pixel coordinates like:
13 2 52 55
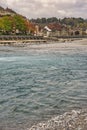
0 36 87 47
21 38 87 54
0 38 87 55
0 37 87 47
29 109 87 130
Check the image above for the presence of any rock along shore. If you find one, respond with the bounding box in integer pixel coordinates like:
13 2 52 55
28 109 87 130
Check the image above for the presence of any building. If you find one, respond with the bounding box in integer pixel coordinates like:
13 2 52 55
0 6 15 17
43 26 52 37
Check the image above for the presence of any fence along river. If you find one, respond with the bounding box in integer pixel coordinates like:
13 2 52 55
0 35 46 45
0 35 87 45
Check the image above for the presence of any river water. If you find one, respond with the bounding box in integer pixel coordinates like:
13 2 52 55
0 43 87 130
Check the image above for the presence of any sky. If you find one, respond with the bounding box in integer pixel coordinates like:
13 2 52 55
0 0 87 19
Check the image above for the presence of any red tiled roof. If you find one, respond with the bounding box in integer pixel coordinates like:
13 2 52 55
47 23 62 31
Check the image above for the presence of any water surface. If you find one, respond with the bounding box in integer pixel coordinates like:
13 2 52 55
0 44 87 129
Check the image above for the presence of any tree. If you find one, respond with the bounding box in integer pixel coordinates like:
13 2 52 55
13 15 27 34
41 18 47 23
25 19 36 34
0 16 13 34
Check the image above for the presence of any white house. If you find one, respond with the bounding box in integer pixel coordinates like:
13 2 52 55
44 26 52 37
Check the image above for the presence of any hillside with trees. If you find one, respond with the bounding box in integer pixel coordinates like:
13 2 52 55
0 6 35 35
30 17 87 28
0 14 36 35
0 6 87 36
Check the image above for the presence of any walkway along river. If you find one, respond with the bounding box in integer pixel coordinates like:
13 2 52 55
0 35 87 46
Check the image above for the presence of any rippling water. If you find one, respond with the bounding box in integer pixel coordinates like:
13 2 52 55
0 44 87 130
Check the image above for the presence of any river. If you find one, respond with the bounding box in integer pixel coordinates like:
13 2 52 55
0 42 87 130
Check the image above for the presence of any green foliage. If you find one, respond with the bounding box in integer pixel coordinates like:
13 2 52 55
0 16 13 34
79 22 87 28
31 17 59 24
0 15 28 34
0 18 4 30
61 17 84 27
41 18 47 23
47 17 58 23
13 15 27 33
30 17 87 28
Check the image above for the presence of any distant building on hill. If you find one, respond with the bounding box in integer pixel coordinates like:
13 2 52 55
0 6 16 17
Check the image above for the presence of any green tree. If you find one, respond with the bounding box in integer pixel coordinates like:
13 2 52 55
13 15 27 34
41 18 47 23
0 16 13 34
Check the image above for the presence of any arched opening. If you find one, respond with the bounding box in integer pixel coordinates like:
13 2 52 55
75 31 80 35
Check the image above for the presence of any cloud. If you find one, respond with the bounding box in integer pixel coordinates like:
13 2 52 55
0 0 87 18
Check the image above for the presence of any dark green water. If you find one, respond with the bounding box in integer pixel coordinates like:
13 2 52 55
0 45 87 130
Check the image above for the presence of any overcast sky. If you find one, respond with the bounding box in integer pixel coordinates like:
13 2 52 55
0 0 87 19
